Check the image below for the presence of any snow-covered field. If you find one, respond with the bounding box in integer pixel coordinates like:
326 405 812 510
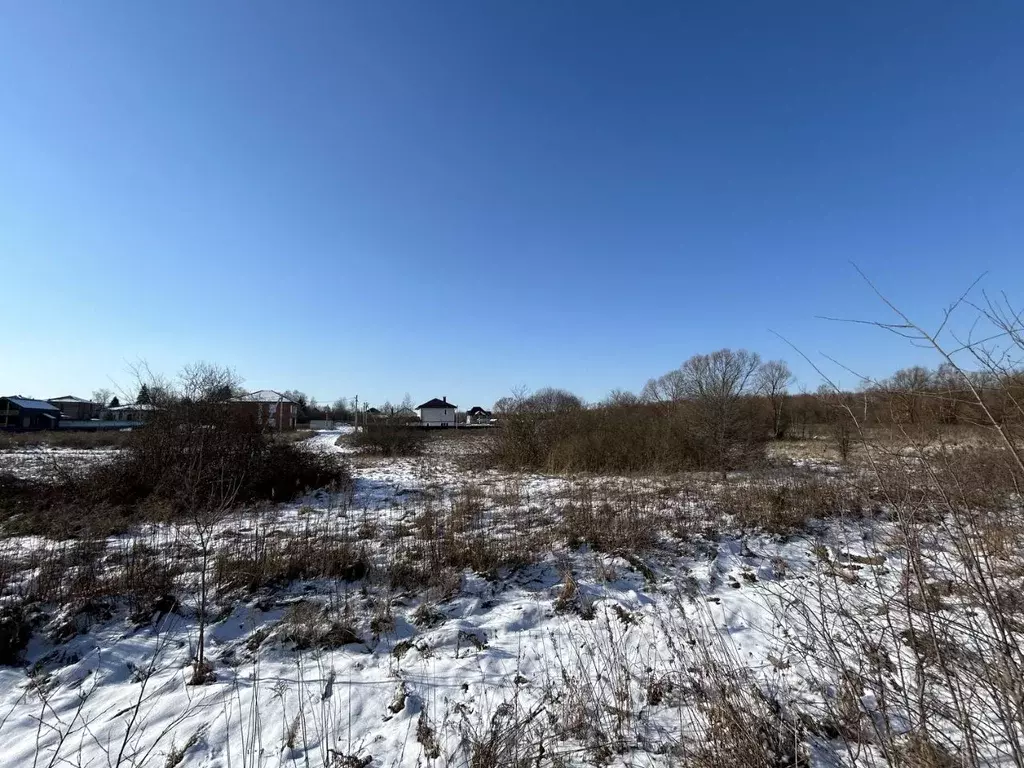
0 431 1020 766
0 446 119 481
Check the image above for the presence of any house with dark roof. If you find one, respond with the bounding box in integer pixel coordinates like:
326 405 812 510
395 407 420 423
466 406 493 425
227 389 298 431
48 395 100 421
416 396 457 427
1 396 62 431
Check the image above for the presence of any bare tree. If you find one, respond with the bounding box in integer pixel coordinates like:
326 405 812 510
882 365 932 424
816 383 854 461
522 387 584 413
493 385 531 415
603 389 640 407
187 476 238 686
179 362 244 403
678 349 763 474
170 406 247 685
678 349 762 403
91 388 113 407
493 387 585 414
756 360 794 439
329 397 352 422
934 361 969 425
124 359 176 407
640 369 687 403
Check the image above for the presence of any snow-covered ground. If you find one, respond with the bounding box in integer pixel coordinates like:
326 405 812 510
0 431 1018 766
0 446 119 480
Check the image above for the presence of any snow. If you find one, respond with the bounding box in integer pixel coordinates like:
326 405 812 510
0 446 119 480
0 431 1016 765
0 544 890 766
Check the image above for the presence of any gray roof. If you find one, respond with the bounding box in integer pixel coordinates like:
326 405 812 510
4 397 62 412
229 389 298 404
48 395 94 404
417 398 457 410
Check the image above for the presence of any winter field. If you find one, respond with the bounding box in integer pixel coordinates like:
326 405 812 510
1 426 1022 767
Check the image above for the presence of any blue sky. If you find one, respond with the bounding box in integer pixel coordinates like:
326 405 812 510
2 2 1022 407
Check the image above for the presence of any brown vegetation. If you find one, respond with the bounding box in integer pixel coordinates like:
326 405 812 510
0 401 350 537
0 430 132 450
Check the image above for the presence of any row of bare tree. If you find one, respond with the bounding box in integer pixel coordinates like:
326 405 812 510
494 347 1024 455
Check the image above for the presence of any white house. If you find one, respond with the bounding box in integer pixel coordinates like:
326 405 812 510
416 396 457 427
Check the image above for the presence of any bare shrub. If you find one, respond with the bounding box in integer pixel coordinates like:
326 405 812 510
552 567 594 619
560 480 661 553
386 489 545 589
349 422 426 457
214 526 369 593
24 540 109 604
279 601 362 650
2 403 351 538
0 472 57 529
456 694 549 768
98 401 348 509
718 470 868 532
488 354 776 474
691 671 808 767
0 604 30 665
817 386 857 462
0 430 131 450
490 398 767 474
796 273 1024 766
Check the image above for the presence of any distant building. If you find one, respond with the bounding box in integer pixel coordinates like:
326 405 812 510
1 397 62 430
416 397 457 428
395 407 420 423
466 406 493 425
227 390 298 431
48 395 100 420
108 403 158 423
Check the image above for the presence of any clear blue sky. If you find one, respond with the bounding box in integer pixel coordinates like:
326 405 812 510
2 2 1022 407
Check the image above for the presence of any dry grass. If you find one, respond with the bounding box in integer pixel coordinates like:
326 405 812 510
278 601 362 650
1 412 1022 766
717 469 871 532
213 525 370 593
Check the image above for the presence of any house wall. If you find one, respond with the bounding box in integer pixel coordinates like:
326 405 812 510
108 409 150 422
281 402 296 430
0 400 60 430
229 401 297 430
418 406 456 427
51 402 97 420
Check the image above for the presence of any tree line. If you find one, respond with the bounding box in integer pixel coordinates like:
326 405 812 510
488 349 1024 474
